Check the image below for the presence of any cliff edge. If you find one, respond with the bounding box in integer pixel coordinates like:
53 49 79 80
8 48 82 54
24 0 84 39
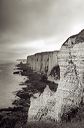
27 30 84 122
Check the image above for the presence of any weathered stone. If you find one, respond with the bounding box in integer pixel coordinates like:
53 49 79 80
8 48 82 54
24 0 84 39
27 30 84 122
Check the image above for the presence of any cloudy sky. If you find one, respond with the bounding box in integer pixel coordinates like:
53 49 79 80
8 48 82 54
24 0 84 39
0 0 84 63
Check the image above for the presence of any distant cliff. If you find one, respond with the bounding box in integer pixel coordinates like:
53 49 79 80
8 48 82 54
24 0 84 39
27 51 59 75
27 30 84 122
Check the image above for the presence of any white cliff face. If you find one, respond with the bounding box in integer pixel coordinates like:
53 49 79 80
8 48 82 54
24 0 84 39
27 30 84 122
27 51 59 76
58 38 84 84
28 85 54 122
27 30 84 84
28 59 83 122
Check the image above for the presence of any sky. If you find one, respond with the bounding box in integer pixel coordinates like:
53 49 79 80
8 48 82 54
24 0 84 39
0 0 84 63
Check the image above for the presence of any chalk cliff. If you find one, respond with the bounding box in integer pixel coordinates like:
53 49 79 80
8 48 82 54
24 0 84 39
27 51 59 76
27 30 84 122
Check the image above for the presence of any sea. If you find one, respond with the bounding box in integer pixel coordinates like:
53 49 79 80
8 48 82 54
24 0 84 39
0 62 26 108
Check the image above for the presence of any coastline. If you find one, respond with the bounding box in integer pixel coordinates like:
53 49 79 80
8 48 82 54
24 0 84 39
0 63 57 128
0 63 29 128
0 63 84 128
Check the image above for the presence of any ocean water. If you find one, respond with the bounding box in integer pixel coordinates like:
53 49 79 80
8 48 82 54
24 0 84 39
0 63 26 108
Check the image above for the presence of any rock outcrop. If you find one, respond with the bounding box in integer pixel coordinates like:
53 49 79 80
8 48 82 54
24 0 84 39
28 85 55 122
27 30 84 122
27 51 59 79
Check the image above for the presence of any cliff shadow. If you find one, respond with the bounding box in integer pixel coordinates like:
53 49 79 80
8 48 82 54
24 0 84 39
49 65 60 80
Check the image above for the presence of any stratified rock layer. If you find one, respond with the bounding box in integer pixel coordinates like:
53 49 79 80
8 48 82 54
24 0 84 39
27 30 84 122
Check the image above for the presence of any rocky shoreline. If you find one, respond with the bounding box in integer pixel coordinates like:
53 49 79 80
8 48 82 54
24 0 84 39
0 63 57 128
0 62 84 128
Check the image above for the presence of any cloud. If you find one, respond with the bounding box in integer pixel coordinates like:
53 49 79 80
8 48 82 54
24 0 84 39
1 0 84 39
0 0 84 62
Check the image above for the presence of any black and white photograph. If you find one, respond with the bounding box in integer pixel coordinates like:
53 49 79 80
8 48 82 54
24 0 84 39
0 0 84 127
